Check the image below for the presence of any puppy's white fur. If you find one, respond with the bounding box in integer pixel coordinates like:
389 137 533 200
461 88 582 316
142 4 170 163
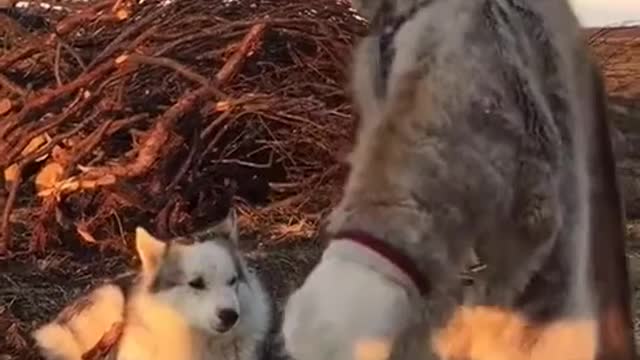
33 211 272 360
31 284 125 360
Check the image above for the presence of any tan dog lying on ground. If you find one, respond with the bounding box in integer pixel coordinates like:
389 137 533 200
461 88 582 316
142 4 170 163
282 1 635 360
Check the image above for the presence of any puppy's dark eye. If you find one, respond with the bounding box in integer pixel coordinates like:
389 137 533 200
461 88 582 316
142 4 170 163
227 276 238 286
189 277 206 290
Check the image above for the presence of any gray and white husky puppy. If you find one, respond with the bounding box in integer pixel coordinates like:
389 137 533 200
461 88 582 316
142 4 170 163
33 209 273 360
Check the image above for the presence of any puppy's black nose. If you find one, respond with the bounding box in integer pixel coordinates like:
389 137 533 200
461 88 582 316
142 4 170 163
217 309 239 330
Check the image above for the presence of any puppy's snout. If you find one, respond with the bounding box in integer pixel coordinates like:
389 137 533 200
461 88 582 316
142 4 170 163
217 308 239 331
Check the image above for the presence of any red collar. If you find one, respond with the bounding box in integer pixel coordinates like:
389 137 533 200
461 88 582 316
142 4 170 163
331 230 430 296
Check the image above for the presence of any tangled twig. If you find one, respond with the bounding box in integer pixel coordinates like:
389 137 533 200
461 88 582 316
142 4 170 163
0 0 366 255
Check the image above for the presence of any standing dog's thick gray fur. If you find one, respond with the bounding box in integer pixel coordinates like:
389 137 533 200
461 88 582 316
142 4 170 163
283 1 635 360
338 0 593 312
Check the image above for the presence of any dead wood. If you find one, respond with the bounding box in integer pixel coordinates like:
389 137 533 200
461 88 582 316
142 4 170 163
215 21 267 84
0 0 366 255
0 0 633 260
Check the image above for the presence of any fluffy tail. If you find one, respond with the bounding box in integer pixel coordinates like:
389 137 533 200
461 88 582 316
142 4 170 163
32 284 125 360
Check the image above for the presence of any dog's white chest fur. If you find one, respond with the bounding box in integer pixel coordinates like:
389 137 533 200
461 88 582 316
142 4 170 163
283 241 419 360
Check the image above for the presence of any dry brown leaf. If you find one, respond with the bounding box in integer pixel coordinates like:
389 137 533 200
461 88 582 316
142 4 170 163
0 98 12 115
34 134 53 162
35 162 64 193
214 100 233 112
3 133 53 182
37 174 117 197
116 8 130 20
115 54 129 64
24 133 50 158
272 219 314 238
3 165 19 184
76 224 98 243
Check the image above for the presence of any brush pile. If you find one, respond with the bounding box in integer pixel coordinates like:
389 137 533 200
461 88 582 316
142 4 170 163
0 0 367 255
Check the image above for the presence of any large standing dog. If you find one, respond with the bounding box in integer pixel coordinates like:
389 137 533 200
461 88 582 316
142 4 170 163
32 210 272 360
282 1 636 360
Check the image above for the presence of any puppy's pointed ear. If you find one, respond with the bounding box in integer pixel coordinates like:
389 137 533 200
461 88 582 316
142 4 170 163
211 208 239 244
135 227 166 275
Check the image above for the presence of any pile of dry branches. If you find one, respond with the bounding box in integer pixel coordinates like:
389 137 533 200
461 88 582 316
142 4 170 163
0 0 367 255
588 26 640 102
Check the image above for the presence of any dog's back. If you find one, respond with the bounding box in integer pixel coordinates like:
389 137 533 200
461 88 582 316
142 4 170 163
328 0 635 359
339 0 595 310
32 283 125 360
